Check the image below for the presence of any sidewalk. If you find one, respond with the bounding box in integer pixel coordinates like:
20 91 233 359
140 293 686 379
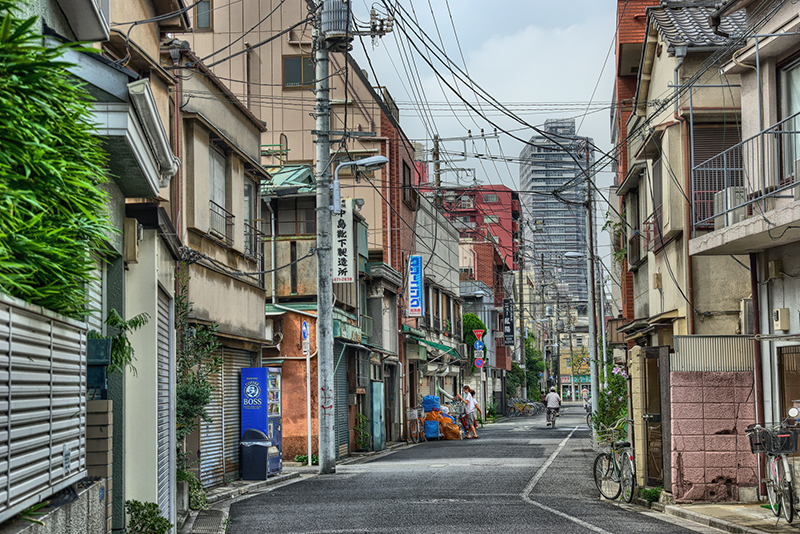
647 500 800 533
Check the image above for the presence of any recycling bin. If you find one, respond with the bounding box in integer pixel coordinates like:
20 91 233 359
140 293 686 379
240 428 271 480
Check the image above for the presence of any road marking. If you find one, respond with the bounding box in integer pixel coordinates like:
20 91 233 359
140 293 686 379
521 426 615 534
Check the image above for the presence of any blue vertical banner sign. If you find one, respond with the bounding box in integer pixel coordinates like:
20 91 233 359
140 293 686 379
408 255 424 317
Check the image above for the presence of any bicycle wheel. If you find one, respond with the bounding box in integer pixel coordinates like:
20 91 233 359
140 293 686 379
418 419 427 442
779 458 795 523
767 457 781 516
586 413 592 428
620 451 636 503
594 453 621 500
408 419 420 444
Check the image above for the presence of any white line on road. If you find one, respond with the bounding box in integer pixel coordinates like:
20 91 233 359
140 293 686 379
520 426 616 534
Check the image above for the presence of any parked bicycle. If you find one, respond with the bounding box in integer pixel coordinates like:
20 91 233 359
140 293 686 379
406 407 427 444
745 407 800 523
507 397 544 417
584 398 592 428
593 418 636 503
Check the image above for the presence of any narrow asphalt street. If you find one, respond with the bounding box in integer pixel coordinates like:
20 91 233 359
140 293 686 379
224 405 726 534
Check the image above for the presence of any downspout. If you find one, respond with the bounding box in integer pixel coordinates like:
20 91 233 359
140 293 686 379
750 253 766 496
267 199 277 304
171 52 182 240
673 45 695 334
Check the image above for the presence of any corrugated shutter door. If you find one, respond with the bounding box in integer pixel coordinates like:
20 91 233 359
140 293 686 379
222 348 252 480
156 289 173 524
334 341 348 459
200 348 224 489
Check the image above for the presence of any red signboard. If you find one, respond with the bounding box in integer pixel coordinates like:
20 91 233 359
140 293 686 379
473 329 484 341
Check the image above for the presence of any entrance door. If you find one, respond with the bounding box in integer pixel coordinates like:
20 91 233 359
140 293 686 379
371 381 385 451
643 347 663 487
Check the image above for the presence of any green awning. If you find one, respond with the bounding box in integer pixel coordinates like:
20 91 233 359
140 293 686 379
411 337 462 359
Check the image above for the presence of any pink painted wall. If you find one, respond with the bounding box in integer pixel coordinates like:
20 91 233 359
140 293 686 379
670 371 757 502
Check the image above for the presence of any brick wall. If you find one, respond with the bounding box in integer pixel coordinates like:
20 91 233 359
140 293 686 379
87 400 113 534
670 372 757 502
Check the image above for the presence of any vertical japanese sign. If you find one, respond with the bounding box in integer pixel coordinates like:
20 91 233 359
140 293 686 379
408 255 424 317
332 198 354 283
503 298 514 346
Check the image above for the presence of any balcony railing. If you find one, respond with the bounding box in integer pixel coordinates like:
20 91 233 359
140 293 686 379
643 205 664 252
243 221 265 261
693 111 800 233
453 220 476 230
209 200 234 246
433 315 441 332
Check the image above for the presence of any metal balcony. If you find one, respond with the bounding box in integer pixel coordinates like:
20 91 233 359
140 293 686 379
244 222 265 261
209 200 234 246
693 111 800 233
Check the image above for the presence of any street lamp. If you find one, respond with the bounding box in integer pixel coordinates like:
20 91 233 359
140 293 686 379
317 154 389 473
332 155 389 214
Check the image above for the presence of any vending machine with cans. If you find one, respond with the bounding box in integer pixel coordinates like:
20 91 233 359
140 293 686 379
241 367 282 476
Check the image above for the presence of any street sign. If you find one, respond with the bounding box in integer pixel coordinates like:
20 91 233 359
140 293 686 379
473 329 484 341
301 320 310 355
301 320 309 340
473 340 484 351
474 349 484 360
475 358 484 368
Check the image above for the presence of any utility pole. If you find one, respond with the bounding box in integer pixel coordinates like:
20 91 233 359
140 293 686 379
585 139 599 417
518 241 526 399
315 1 334 475
432 134 441 209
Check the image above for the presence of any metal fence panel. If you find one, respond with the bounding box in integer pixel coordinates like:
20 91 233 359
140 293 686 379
672 335 754 372
0 292 87 524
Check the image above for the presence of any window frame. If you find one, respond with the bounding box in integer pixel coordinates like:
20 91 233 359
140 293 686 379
283 55 315 89
195 0 212 30
277 197 316 236
484 214 499 224
483 193 498 203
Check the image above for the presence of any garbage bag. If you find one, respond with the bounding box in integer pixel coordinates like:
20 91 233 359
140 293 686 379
422 395 440 412
424 420 440 439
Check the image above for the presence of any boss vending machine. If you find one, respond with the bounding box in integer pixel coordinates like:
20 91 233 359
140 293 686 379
241 367 282 475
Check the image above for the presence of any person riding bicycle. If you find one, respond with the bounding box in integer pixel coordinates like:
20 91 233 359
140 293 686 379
545 386 561 427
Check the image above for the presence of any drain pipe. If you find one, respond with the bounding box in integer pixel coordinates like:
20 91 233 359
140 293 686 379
750 253 766 496
673 45 696 334
266 198 277 304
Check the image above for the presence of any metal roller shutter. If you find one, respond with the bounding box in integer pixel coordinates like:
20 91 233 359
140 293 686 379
156 289 174 525
333 341 348 459
199 348 224 489
222 348 252 481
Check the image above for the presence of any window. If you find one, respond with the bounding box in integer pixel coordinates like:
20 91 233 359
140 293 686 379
483 193 498 203
782 59 800 181
277 198 316 235
284 56 314 88
484 215 499 224
196 0 211 29
402 162 417 208
243 178 258 258
209 148 232 243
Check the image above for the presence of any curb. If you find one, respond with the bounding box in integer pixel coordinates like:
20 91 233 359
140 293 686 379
651 503 767 534
206 472 301 504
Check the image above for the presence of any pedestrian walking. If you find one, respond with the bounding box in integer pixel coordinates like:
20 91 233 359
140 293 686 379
457 385 481 439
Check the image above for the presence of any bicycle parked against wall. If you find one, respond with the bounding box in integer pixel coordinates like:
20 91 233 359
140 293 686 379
746 408 800 523
593 418 636 503
406 407 427 444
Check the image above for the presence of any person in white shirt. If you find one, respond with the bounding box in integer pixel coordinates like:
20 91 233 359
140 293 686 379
544 386 561 427
456 385 482 439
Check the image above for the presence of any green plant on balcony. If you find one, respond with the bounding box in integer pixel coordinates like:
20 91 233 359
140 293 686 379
88 309 149 375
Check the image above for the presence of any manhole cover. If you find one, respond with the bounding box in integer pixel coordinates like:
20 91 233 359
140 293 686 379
192 509 225 534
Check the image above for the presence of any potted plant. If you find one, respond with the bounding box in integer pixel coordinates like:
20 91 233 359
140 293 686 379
354 413 371 451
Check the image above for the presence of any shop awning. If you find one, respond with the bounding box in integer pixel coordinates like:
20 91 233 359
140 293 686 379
410 337 462 359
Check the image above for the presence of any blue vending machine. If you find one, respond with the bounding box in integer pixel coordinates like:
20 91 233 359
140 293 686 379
241 367 282 476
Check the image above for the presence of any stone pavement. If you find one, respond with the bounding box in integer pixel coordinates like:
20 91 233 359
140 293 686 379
650 501 800 534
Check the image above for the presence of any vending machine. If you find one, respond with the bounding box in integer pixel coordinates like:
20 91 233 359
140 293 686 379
241 367 282 475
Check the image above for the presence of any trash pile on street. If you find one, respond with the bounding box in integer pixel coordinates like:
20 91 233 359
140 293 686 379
422 395 464 440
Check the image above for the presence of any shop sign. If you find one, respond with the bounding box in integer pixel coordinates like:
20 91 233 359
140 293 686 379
408 255 424 317
332 198 354 283
503 298 514 346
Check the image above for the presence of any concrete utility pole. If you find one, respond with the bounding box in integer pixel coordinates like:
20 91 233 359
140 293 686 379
584 139 599 417
432 134 441 209
518 242 526 400
315 4 335 474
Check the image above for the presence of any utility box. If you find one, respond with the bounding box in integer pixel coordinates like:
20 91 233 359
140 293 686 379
773 308 790 331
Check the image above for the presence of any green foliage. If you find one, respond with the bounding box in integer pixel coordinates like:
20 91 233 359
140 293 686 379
293 454 319 465
17 501 48 526
176 469 208 510
0 2 112 318
486 403 497 418
175 266 222 446
639 486 662 504
525 333 546 393
354 412 370 450
125 500 172 534
506 362 525 397
593 361 629 434
88 309 149 375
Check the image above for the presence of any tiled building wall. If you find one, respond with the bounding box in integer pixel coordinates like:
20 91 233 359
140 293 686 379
670 371 757 502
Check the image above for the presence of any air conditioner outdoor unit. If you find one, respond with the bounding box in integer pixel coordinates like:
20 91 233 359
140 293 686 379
461 196 474 209
713 187 747 230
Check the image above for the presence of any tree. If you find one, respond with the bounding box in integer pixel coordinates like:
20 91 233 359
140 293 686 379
525 333 546 395
0 2 111 318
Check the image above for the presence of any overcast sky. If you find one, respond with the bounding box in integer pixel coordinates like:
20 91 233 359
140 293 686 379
349 0 617 191
349 0 619 282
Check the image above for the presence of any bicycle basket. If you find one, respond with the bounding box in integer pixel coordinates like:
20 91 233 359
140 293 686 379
746 425 767 454
763 427 799 455
406 408 421 421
